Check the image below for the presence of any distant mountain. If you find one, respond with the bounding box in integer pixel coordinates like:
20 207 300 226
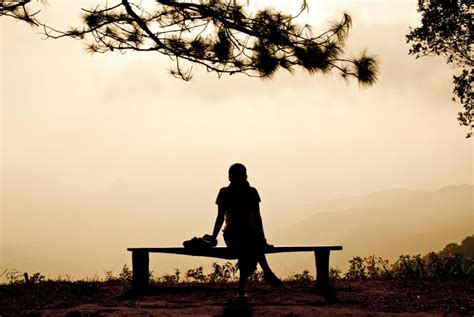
268 185 473 274
2 183 472 279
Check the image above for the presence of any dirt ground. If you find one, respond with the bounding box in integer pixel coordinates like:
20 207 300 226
0 278 472 316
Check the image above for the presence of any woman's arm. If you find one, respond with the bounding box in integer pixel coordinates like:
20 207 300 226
212 205 225 240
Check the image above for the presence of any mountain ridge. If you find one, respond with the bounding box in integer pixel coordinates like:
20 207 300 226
267 184 472 274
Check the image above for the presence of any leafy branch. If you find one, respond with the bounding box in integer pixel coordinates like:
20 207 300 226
2 0 378 84
407 0 473 137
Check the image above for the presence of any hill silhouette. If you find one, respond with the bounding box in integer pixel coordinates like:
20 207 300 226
2 184 472 278
269 185 473 273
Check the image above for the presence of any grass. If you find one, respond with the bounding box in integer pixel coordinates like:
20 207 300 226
0 251 472 315
2 251 472 286
0 274 472 316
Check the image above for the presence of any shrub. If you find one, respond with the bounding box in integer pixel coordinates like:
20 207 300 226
185 266 207 282
248 270 264 283
441 253 465 276
104 270 116 282
288 269 314 282
207 262 238 283
343 252 474 280
119 264 133 283
366 255 393 279
157 268 181 283
2 269 23 284
29 272 46 283
346 256 366 280
424 252 444 277
329 267 342 280
391 255 425 278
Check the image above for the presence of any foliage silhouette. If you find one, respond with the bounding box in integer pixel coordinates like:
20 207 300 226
0 0 42 25
28 272 46 283
157 268 181 283
1 0 378 84
407 0 473 137
3 239 472 285
185 266 207 282
2 248 472 286
329 267 342 280
344 252 473 280
289 269 313 282
439 235 474 258
207 262 238 283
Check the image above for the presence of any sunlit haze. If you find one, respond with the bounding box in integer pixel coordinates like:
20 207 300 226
1 0 472 280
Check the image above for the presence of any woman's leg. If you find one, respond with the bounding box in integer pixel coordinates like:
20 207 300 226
253 233 283 287
258 253 271 272
237 256 257 296
257 253 283 286
224 230 257 297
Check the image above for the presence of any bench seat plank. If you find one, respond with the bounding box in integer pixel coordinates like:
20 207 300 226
127 246 342 260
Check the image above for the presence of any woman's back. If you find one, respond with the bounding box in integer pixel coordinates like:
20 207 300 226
216 183 260 231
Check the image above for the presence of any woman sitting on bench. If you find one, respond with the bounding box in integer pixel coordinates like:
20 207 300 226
211 163 282 298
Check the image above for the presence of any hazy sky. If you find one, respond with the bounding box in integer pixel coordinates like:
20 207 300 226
1 0 472 278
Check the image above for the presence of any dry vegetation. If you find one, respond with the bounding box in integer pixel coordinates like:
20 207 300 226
0 277 472 316
1 247 473 316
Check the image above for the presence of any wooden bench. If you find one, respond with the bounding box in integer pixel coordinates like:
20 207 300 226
127 246 342 295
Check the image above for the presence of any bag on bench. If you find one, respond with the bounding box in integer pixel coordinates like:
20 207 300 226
183 234 217 250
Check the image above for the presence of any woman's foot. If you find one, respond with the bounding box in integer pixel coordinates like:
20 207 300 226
263 271 283 287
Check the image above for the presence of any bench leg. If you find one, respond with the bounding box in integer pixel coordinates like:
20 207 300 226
132 250 149 294
314 250 330 291
314 250 338 302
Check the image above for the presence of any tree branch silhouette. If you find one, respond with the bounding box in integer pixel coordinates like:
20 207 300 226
2 0 378 85
407 0 473 138
0 0 41 25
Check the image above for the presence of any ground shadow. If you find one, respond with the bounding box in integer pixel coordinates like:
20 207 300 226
221 303 254 317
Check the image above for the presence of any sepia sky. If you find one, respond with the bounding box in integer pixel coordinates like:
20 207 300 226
1 0 473 277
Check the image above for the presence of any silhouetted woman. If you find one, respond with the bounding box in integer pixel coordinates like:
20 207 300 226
211 163 282 298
